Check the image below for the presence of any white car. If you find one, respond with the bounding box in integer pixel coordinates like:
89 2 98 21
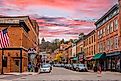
76 64 88 72
39 64 51 73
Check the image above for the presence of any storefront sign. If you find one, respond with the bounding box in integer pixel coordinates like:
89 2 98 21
0 19 19 24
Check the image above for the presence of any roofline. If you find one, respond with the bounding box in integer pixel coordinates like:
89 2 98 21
0 16 29 18
95 4 119 25
84 30 95 39
0 16 35 28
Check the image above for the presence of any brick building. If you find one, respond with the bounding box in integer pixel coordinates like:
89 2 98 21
84 30 96 69
75 33 85 63
0 16 39 73
95 3 121 71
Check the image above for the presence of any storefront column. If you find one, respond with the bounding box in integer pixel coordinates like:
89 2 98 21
20 49 22 73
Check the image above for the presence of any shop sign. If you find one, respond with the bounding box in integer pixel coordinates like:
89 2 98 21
0 19 19 24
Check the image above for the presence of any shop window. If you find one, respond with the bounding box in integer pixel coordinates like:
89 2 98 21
107 24 110 34
107 58 111 69
3 57 7 67
103 28 105 36
105 26 107 35
116 56 120 71
98 31 100 39
114 19 118 31
15 60 19 66
110 22 113 33
100 29 102 38
106 39 110 51
92 36 93 43
110 38 113 50
114 36 118 49
103 42 105 51
112 57 117 70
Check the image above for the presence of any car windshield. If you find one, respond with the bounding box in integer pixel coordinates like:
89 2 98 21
45 64 51 66
78 64 84 67
42 65 49 68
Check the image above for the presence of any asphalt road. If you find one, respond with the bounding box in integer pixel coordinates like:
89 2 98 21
12 67 121 81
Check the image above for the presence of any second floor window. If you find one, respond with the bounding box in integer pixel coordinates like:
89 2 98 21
114 19 118 31
107 24 110 35
110 22 113 33
114 36 118 49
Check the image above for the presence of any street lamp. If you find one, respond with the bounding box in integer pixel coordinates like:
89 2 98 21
28 48 37 72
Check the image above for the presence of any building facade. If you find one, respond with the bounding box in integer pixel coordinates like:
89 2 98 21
84 30 96 69
0 16 39 73
95 3 121 71
76 33 85 63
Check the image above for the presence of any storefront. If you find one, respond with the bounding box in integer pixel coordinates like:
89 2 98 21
77 52 84 64
106 51 121 72
86 55 94 70
72 57 78 63
93 52 106 71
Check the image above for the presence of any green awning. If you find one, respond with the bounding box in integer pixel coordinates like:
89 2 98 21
93 53 106 60
73 57 78 60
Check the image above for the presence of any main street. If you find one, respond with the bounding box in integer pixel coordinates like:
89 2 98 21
8 67 121 81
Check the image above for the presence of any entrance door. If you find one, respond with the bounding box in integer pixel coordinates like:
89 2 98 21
14 59 20 72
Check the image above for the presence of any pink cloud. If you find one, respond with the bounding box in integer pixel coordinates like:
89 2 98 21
1 0 117 41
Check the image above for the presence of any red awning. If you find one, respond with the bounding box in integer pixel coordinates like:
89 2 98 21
79 56 83 61
80 58 83 61
86 57 93 61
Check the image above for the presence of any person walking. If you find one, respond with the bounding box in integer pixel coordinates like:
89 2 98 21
28 62 32 72
97 64 102 77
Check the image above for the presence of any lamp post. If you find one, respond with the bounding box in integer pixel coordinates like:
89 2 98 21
28 48 37 72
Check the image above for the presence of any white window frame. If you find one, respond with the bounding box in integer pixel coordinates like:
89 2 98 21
114 19 118 31
114 36 118 49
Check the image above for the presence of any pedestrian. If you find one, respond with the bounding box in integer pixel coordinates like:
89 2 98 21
28 62 32 72
97 64 102 77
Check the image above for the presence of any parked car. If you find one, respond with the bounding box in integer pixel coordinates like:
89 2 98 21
54 64 62 67
39 64 51 73
45 63 52 70
76 64 88 72
68 64 73 70
61 64 65 67
66 64 71 69
72 64 78 71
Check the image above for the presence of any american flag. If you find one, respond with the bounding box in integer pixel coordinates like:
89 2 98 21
0 28 10 48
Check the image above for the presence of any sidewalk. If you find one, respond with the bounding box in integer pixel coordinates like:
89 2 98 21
0 72 38 81
0 72 38 79
88 70 121 75
5 72 38 75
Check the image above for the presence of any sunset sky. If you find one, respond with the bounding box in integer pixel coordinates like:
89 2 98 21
0 0 117 42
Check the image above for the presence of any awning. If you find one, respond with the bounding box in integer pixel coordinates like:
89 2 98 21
106 51 121 57
93 53 106 60
79 56 83 61
73 57 78 60
86 57 93 61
